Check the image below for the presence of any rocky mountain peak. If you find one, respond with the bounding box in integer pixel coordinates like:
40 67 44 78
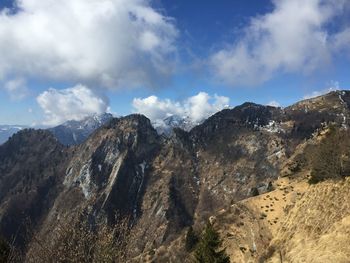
60 113 160 224
106 114 155 131
190 102 283 143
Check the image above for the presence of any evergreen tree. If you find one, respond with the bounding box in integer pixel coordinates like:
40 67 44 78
185 226 198 252
194 222 230 263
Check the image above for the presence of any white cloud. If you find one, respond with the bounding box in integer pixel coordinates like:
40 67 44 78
0 0 177 89
4 78 29 100
37 84 109 126
185 93 230 123
210 0 350 86
132 92 230 123
267 100 281 107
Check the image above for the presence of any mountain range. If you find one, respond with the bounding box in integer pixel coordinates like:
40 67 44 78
0 90 350 262
0 113 197 146
47 113 114 145
0 113 114 146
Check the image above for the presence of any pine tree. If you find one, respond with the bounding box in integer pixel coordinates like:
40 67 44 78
194 222 230 263
185 226 198 252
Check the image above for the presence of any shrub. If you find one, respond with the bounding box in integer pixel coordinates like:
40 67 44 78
26 213 131 263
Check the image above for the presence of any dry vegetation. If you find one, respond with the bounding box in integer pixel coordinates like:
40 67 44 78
25 213 131 263
266 177 350 262
207 126 350 263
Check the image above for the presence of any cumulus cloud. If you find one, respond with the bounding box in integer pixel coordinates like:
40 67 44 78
132 92 230 123
37 84 109 126
0 0 177 89
210 0 350 86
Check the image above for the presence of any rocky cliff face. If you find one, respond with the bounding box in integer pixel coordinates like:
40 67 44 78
57 115 160 220
0 90 350 262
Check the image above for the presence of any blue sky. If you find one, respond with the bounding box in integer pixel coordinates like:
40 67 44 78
0 0 349 125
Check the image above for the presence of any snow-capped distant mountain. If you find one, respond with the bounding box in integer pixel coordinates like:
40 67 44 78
152 115 199 135
48 113 114 145
0 114 114 146
0 125 28 144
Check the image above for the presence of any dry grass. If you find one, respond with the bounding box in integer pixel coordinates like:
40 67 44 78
208 176 350 263
266 178 350 263
243 176 308 236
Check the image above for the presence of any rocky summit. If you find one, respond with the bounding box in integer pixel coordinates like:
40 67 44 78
1 90 350 262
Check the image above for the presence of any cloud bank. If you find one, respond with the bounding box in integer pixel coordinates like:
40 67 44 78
132 92 230 123
37 84 109 126
210 0 350 86
0 0 177 89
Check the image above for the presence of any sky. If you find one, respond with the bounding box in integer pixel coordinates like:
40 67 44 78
0 0 349 126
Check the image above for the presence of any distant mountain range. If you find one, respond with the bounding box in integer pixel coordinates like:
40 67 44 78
48 113 114 146
0 125 28 145
0 113 203 145
0 113 113 146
